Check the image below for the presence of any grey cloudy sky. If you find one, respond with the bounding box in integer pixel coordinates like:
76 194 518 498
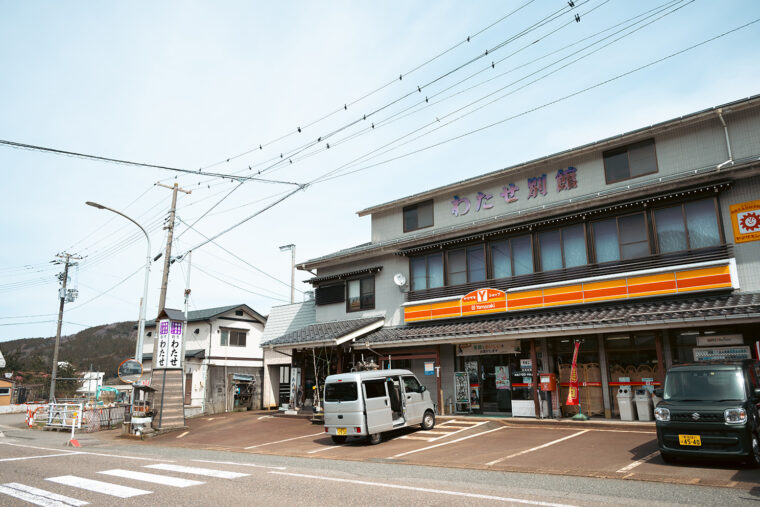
1 1 759 342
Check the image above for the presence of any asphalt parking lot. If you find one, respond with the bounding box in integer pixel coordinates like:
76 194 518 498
144 411 760 490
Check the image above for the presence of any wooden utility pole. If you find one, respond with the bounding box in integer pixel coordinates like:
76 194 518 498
49 252 82 402
155 182 191 313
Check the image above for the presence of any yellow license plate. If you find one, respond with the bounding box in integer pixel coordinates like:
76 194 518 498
336 427 347 436
679 434 701 446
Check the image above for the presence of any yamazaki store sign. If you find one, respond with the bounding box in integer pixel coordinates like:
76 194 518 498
403 262 735 323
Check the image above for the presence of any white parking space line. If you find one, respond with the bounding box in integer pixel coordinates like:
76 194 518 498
486 430 590 466
269 471 574 507
145 463 249 479
176 431 189 439
244 432 324 449
615 451 661 473
392 426 506 458
0 483 88 507
307 446 336 454
99 469 204 488
46 476 151 498
428 420 488 442
192 459 286 470
0 452 83 462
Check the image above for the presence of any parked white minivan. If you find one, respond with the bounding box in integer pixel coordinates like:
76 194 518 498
323 369 436 444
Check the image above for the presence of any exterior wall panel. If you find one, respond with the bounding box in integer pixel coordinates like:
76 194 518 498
720 175 760 291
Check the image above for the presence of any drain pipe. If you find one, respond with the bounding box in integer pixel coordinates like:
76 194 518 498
716 108 734 170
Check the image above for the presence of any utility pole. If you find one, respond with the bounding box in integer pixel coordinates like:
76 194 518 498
49 252 81 402
279 244 296 303
155 182 191 313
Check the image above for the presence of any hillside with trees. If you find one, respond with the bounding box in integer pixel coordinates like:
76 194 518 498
0 321 137 391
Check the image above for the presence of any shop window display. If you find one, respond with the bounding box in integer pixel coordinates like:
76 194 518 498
551 337 603 417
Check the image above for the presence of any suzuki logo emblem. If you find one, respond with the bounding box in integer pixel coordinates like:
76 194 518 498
477 290 488 302
691 412 700 421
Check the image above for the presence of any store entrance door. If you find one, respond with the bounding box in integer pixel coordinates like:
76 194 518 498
468 355 517 415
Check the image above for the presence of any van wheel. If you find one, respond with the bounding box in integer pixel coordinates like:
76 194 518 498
749 434 760 467
421 410 435 431
369 433 382 445
331 435 347 444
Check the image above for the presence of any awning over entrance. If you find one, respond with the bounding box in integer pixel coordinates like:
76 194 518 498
356 292 760 348
261 316 385 349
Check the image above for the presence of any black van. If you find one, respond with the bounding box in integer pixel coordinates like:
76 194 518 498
654 360 760 466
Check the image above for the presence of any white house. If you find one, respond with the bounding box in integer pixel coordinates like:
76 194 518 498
141 304 267 416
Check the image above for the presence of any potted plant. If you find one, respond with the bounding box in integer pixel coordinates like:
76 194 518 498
131 409 154 425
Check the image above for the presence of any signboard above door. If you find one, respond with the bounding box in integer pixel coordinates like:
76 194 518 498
456 341 520 356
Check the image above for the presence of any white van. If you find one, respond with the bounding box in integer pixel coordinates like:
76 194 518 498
323 369 436 444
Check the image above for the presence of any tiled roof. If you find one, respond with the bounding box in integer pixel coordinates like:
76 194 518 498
262 316 385 348
358 292 760 346
261 301 317 342
145 304 266 327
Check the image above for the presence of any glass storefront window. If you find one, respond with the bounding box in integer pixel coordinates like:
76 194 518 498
685 199 721 248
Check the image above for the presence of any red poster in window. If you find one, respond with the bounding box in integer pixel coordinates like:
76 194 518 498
565 340 581 406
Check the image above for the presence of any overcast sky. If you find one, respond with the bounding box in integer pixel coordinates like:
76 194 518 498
1 1 759 343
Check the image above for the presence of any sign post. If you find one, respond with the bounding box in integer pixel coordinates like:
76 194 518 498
149 313 186 430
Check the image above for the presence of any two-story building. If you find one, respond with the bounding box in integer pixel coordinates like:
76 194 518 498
142 304 267 415
263 95 760 420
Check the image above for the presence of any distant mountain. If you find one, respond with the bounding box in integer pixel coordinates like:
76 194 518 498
0 321 136 381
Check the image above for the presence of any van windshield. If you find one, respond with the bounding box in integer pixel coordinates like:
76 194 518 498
664 369 746 401
325 382 358 402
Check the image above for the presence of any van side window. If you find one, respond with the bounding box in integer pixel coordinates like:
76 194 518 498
364 379 387 398
403 376 422 394
325 382 358 402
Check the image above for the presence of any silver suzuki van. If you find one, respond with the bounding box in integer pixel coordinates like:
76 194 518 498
323 369 436 444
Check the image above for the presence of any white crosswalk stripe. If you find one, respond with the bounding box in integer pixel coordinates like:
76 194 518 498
0 483 88 507
144 463 249 479
98 469 204 488
46 476 151 498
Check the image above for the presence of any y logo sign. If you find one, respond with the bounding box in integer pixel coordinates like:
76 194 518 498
477 289 489 302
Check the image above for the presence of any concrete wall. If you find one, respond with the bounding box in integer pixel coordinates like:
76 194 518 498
720 174 760 291
369 111 759 244
314 254 409 325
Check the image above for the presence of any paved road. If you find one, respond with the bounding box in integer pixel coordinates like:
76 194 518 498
145 411 760 490
1 412 759 506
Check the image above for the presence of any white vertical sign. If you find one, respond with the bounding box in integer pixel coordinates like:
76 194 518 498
156 319 183 369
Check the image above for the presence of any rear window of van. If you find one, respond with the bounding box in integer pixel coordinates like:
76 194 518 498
325 382 358 402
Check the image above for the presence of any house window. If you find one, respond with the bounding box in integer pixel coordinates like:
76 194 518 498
221 329 247 347
538 224 587 271
410 252 444 291
315 282 345 305
490 234 533 279
0 387 9 396
654 198 721 253
447 245 486 285
603 139 658 183
347 276 375 312
403 200 434 232
592 212 650 263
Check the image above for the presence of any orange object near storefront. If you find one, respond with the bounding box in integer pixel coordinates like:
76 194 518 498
539 373 557 391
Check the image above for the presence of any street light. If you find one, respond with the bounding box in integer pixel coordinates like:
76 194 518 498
86 201 151 363
279 244 295 303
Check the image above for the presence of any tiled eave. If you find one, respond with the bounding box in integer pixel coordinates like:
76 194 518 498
307 266 382 286
354 292 760 348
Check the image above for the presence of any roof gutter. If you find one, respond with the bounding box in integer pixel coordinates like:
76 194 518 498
716 108 734 170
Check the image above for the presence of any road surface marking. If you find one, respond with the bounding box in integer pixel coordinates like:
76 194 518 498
399 436 436 441
205 417 216 421
244 432 324 449
0 452 83 462
486 430 589 466
46 476 150 498
176 431 189 439
615 451 660 473
99 469 204 488
391 426 506 458
0 483 88 506
0 442 173 462
269 471 574 507
307 446 336 454
192 459 286 470
145 463 248 479
429 420 488 441
257 415 273 420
